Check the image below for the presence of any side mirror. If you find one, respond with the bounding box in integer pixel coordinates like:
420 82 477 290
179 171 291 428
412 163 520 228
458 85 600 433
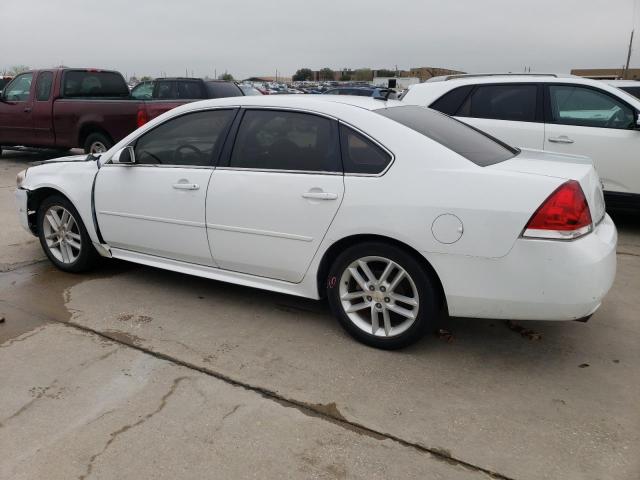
112 146 136 164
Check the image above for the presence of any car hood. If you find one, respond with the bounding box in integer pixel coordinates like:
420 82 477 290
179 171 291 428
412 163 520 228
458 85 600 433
35 154 99 165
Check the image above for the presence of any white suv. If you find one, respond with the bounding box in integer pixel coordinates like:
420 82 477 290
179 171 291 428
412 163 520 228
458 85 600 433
402 73 640 209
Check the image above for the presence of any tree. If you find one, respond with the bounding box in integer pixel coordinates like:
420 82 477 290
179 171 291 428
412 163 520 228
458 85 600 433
319 68 335 81
376 69 396 77
8 65 30 76
293 68 313 81
353 68 373 81
140 75 152 82
218 72 234 81
339 70 352 81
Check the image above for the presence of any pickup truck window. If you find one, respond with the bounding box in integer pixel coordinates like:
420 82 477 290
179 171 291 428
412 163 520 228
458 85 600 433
176 81 205 99
62 70 129 98
35 72 53 101
4 73 33 101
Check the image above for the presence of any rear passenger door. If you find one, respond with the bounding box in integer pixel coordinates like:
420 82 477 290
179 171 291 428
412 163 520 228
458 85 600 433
206 109 344 283
431 83 544 149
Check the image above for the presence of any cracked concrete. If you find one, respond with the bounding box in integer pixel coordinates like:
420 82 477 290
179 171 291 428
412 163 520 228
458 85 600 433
1 150 639 479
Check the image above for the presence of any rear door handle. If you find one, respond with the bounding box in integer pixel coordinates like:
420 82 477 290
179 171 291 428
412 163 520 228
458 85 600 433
548 136 574 144
302 191 338 200
172 183 199 190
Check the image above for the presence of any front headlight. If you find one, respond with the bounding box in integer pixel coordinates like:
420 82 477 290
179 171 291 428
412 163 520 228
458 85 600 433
16 169 27 187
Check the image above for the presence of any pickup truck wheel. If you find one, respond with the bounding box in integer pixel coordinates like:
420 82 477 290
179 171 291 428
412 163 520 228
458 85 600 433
84 133 112 154
37 195 99 273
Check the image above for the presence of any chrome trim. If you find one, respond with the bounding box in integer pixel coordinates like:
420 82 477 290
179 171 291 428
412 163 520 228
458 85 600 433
103 163 216 170
98 210 206 228
206 223 313 242
214 166 342 176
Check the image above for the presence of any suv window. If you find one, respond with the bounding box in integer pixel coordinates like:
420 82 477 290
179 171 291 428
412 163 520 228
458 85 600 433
204 82 243 98
376 105 517 167
155 81 175 99
548 85 635 129
4 73 33 101
131 81 154 100
620 86 640 100
35 72 53 101
62 70 129 98
176 81 205 99
339 125 392 174
134 109 235 166
230 110 340 172
429 85 474 116
459 84 537 122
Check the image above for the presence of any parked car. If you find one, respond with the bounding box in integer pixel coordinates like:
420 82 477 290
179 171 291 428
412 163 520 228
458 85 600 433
0 68 141 154
0 76 12 91
606 80 640 99
15 96 616 349
324 86 398 99
0 70 244 155
238 84 264 96
402 73 640 209
130 77 244 121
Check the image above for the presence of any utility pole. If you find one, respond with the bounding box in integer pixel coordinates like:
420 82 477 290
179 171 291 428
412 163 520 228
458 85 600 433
624 30 634 79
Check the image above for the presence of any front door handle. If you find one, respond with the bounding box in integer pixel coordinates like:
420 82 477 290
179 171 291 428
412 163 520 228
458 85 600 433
172 182 199 190
302 191 338 200
548 136 574 144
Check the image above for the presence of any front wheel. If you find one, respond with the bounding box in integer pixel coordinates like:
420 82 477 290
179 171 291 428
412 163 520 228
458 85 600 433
327 242 439 349
37 195 99 272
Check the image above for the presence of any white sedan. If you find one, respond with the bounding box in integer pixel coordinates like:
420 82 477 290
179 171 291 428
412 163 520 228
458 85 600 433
15 96 617 349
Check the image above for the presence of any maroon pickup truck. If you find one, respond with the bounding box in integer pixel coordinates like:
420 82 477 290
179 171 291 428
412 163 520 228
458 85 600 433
0 69 244 155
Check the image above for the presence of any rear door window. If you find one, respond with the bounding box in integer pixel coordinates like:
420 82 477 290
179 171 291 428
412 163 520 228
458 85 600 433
229 110 340 172
62 70 129 98
459 84 538 122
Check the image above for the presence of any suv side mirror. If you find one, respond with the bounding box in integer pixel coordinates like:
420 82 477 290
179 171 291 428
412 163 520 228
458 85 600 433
112 146 136 164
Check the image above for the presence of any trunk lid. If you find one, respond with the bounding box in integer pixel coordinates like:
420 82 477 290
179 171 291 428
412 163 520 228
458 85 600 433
490 148 606 225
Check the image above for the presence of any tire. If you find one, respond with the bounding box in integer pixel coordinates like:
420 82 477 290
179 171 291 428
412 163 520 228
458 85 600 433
326 242 439 350
37 195 100 273
83 132 112 154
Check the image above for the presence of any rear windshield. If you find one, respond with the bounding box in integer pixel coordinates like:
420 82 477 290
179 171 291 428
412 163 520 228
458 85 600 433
62 70 129 98
375 105 518 166
205 82 243 98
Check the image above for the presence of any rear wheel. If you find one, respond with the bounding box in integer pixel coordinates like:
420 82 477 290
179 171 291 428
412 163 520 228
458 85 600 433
37 195 99 272
327 242 438 349
83 132 112 154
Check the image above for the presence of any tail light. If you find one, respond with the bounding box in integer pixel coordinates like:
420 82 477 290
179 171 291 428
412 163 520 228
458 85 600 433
523 180 592 240
136 108 149 128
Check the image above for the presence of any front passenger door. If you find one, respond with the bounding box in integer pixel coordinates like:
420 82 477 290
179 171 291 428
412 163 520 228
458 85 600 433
95 108 236 265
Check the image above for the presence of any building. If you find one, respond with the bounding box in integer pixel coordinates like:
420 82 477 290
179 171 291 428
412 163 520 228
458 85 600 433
409 67 466 81
571 68 640 80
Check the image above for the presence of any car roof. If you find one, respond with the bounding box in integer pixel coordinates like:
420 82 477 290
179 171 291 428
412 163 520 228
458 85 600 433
169 94 403 112
606 80 640 87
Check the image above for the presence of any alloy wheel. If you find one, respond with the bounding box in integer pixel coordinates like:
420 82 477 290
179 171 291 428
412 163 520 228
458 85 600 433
339 256 420 337
42 205 82 264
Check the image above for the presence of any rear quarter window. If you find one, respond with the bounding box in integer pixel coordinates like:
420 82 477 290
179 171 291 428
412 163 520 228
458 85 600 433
376 105 517 167
205 82 243 98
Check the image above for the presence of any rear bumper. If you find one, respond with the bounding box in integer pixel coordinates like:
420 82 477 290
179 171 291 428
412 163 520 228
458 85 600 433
15 188 32 234
427 214 617 321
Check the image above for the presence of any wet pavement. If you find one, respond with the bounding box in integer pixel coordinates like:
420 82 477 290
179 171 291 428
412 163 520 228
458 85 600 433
1 150 639 480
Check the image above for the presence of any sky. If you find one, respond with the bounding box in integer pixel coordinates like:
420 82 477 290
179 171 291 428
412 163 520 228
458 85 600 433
0 0 638 80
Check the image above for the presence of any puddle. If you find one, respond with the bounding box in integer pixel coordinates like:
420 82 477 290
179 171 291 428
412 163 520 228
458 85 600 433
0 260 134 344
